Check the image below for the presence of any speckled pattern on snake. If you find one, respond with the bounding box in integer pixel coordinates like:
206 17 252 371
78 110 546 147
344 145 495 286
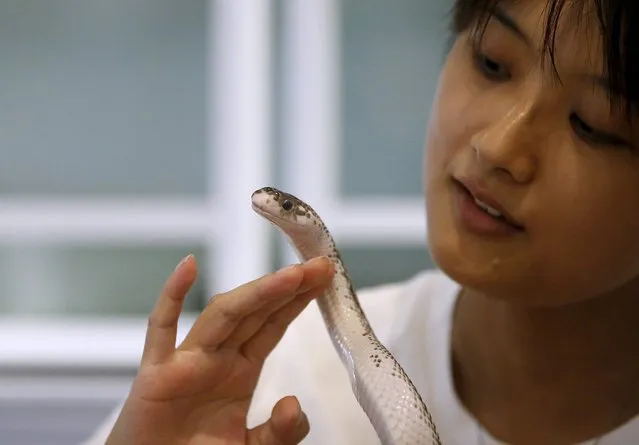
251 186 442 445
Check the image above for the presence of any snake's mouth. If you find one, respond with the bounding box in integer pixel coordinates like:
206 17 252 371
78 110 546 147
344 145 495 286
251 202 283 225
251 201 268 216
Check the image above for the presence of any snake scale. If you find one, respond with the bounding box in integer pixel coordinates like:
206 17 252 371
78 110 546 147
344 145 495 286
251 186 442 445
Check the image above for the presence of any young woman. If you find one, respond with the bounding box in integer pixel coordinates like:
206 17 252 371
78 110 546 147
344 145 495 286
84 1 639 444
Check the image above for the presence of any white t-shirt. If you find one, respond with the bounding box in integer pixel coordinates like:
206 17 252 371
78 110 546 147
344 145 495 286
83 269 639 445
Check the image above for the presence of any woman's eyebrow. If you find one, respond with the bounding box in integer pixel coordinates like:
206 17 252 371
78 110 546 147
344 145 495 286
492 5 531 46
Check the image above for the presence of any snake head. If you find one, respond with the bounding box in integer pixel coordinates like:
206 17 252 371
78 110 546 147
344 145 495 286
251 186 322 231
252 186 336 261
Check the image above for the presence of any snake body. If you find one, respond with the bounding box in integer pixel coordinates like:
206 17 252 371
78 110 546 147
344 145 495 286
251 186 442 445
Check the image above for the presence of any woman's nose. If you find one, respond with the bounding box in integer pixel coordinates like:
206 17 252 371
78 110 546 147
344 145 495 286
470 97 541 184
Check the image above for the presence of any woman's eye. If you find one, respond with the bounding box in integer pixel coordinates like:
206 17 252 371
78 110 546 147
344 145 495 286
569 113 628 148
473 51 511 81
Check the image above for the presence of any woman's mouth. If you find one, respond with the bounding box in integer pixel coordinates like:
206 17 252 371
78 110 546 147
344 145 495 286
452 179 525 237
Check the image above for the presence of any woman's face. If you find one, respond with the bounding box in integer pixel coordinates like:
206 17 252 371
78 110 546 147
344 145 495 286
424 0 639 306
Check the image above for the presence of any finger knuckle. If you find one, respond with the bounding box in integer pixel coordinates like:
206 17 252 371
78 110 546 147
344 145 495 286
147 314 174 330
218 304 244 323
206 292 222 306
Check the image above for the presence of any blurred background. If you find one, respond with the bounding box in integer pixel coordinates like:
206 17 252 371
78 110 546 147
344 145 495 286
0 0 452 443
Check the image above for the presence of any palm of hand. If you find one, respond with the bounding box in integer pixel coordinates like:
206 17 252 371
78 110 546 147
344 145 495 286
105 255 334 445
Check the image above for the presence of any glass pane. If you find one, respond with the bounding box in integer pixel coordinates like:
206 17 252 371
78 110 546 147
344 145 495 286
0 244 209 316
339 0 452 197
0 0 207 197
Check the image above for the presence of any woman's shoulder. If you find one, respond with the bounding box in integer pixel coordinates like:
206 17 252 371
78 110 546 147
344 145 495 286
248 267 459 445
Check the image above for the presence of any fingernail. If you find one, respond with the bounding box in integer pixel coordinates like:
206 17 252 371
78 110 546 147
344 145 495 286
276 263 299 274
295 410 306 427
175 254 193 271
305 256 329 265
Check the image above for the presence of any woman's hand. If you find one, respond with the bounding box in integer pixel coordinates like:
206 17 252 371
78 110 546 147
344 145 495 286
105 254 334 445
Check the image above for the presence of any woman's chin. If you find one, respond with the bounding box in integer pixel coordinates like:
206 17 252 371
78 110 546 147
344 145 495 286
427 226 566 307
430 243 607 308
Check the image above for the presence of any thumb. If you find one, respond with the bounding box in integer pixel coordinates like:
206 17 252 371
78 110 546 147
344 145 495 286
248 395 310 445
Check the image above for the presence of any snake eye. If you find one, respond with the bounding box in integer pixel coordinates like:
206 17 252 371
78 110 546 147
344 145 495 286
282 200 293 211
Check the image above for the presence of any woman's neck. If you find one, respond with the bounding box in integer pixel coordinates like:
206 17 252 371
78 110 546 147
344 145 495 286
451 282 639 445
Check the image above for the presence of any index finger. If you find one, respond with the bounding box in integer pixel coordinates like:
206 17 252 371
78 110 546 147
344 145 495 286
179 257 332 352
142 254 198 364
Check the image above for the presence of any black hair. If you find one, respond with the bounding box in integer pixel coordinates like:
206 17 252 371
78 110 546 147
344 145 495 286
449 0 639 121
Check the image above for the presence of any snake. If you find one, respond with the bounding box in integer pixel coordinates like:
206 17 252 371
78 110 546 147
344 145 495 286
251 186 442 445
